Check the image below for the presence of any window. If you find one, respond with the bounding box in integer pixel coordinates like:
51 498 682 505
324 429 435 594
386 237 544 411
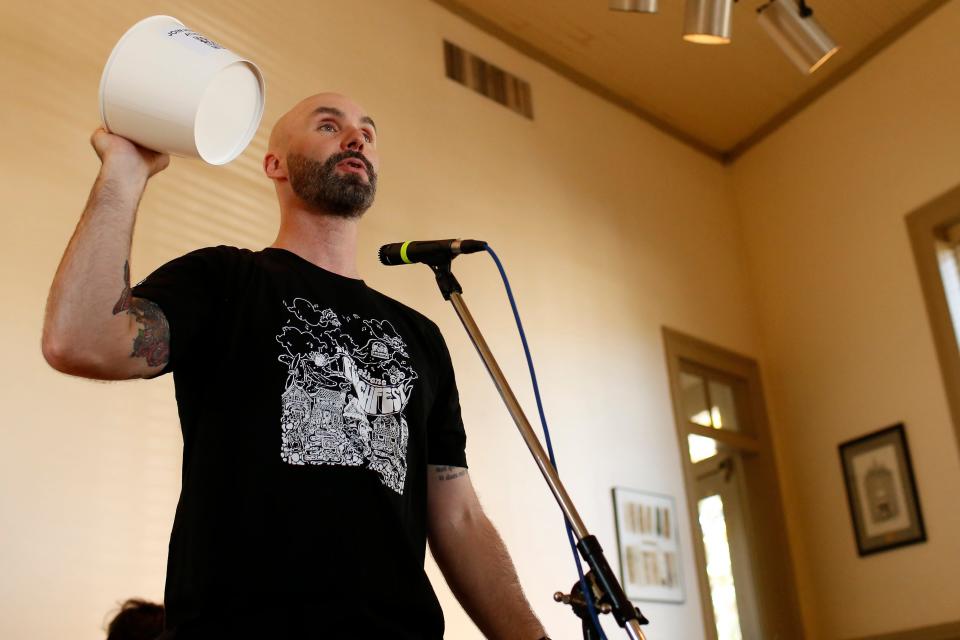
906 186 960 454
935 221 960 345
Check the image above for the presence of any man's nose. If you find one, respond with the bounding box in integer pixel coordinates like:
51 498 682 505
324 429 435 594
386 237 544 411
342 128 365 152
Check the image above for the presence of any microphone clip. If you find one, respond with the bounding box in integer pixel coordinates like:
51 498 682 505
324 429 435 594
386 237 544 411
429 261 463 301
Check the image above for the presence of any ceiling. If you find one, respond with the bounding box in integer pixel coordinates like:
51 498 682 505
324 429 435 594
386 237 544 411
431 0 949 162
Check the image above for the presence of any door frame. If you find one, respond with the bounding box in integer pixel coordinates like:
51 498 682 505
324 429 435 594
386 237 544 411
663 327 804 639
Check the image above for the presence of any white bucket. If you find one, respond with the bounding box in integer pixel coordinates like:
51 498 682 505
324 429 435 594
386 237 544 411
99 15 265 165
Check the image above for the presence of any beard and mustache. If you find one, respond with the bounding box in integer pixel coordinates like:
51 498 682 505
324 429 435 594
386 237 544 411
286 150 378 219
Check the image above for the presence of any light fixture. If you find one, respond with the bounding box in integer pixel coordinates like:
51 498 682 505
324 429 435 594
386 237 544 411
683 0 734 45
609 0 658 12
757 0 839 73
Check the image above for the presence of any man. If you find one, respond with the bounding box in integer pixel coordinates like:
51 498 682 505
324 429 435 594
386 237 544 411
43 93 548 639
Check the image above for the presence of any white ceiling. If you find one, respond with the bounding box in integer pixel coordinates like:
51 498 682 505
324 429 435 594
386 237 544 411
432 0 950 161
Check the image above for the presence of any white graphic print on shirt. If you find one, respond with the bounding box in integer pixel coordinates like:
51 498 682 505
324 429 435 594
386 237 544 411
276 298 418 494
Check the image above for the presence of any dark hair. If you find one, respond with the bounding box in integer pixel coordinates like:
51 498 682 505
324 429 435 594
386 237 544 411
106 598 164 640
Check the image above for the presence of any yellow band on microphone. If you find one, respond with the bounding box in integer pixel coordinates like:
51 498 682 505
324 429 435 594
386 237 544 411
400 241 413 264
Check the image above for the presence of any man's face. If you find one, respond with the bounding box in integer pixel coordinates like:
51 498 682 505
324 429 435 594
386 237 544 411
285 97 380 219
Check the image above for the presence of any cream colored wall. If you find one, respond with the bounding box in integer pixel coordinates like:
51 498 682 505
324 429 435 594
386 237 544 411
0 1 763 639
730 1 960 638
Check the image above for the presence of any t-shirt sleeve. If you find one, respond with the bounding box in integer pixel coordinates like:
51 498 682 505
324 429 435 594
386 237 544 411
131 246 240 375
425 324 468 468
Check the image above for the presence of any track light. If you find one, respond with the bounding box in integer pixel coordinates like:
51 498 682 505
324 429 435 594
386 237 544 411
683 0 734 45
609 0 658 12
757 0 839 73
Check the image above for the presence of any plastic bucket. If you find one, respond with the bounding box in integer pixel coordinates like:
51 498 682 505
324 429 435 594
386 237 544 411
99 15 265 165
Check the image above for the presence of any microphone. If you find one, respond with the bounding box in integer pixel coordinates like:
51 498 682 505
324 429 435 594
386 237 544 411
378 239 487 266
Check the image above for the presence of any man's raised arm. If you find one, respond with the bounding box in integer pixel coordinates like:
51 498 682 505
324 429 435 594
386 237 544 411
42 128 170 380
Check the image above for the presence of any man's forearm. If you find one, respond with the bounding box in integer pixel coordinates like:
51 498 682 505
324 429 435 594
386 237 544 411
42 164 147 372
430 510 545 639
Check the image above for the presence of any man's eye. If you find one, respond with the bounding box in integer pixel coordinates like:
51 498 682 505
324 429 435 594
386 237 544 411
363 132 374 143
318 123 336 132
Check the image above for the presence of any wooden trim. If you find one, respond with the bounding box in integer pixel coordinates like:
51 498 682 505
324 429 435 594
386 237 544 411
905 183 960 458
664 329 760 380
687 423 761 453
846 619 960 640
663 330 718 640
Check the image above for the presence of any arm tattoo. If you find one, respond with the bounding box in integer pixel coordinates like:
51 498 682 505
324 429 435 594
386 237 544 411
112 261 170 367
111 261 133 315
432 465 467 481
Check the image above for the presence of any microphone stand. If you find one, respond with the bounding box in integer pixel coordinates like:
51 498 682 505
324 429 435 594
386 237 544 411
428 260 649 640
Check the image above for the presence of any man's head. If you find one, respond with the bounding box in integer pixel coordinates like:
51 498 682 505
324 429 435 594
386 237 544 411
264 93 379 219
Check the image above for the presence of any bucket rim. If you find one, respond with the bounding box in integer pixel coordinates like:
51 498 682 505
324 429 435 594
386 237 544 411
98 15 185 132
193 60 266 165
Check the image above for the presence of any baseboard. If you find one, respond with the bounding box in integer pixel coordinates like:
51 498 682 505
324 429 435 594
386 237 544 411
848 620 960 640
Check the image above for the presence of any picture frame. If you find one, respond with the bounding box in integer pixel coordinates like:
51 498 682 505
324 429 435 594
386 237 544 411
838 423 926 556
611 487 684 603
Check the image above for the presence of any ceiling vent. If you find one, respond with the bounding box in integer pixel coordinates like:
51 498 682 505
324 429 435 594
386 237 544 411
443 40 533 119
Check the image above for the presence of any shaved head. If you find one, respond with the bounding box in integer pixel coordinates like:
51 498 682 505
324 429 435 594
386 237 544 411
265 92 379 219
267 92 372 158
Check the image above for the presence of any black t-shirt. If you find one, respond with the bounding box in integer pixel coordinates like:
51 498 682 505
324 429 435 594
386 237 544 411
132 246 467 639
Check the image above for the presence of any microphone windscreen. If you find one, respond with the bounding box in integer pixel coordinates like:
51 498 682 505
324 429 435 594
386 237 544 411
378 243 401 265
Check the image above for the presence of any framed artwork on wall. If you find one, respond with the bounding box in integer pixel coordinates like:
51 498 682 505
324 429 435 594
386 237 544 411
839 423 927 556
611 487 684 603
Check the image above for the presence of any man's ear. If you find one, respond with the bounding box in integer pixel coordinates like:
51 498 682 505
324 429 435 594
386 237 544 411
263 153 286 180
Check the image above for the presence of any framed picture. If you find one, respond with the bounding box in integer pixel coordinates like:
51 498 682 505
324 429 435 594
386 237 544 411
611 487 684 603
839 423 926 556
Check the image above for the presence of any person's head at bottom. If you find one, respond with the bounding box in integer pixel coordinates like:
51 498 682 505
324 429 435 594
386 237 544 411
105 599 164 640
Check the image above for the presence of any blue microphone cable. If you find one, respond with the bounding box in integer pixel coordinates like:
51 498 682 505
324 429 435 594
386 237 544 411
484 245 608 640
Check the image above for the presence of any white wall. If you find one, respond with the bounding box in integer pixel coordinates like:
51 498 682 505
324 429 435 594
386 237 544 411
730 1 960 637
0 1 763 638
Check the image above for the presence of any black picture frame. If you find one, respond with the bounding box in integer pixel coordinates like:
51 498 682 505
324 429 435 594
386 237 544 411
838 423 926 556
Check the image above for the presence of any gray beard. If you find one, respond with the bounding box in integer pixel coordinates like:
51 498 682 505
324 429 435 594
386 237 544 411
287 151 377 219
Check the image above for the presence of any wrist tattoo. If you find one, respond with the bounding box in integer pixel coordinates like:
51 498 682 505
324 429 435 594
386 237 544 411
112 261 170 367
432 465 467 481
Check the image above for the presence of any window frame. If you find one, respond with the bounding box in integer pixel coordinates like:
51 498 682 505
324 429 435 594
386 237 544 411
905 184 960 455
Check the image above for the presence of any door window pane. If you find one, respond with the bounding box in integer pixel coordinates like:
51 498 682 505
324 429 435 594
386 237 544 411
680 372 712 427
698 494 743 640
937 238 960 347
707 380 740 432
682 372 742 432
688 434 718 463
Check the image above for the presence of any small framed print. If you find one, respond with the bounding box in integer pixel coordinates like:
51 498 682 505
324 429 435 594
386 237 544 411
611 487 684 603
839 423 927 556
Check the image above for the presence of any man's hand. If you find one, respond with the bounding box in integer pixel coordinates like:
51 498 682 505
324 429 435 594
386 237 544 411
90 127 170 181
426 465 546 639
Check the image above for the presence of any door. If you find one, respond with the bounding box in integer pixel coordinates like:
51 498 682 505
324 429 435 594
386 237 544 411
664 328 804 640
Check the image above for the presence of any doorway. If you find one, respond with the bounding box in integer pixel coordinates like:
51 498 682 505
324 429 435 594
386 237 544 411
663 329 803 640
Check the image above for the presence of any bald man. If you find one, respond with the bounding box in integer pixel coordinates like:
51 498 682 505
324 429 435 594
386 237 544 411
43 94 548 639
